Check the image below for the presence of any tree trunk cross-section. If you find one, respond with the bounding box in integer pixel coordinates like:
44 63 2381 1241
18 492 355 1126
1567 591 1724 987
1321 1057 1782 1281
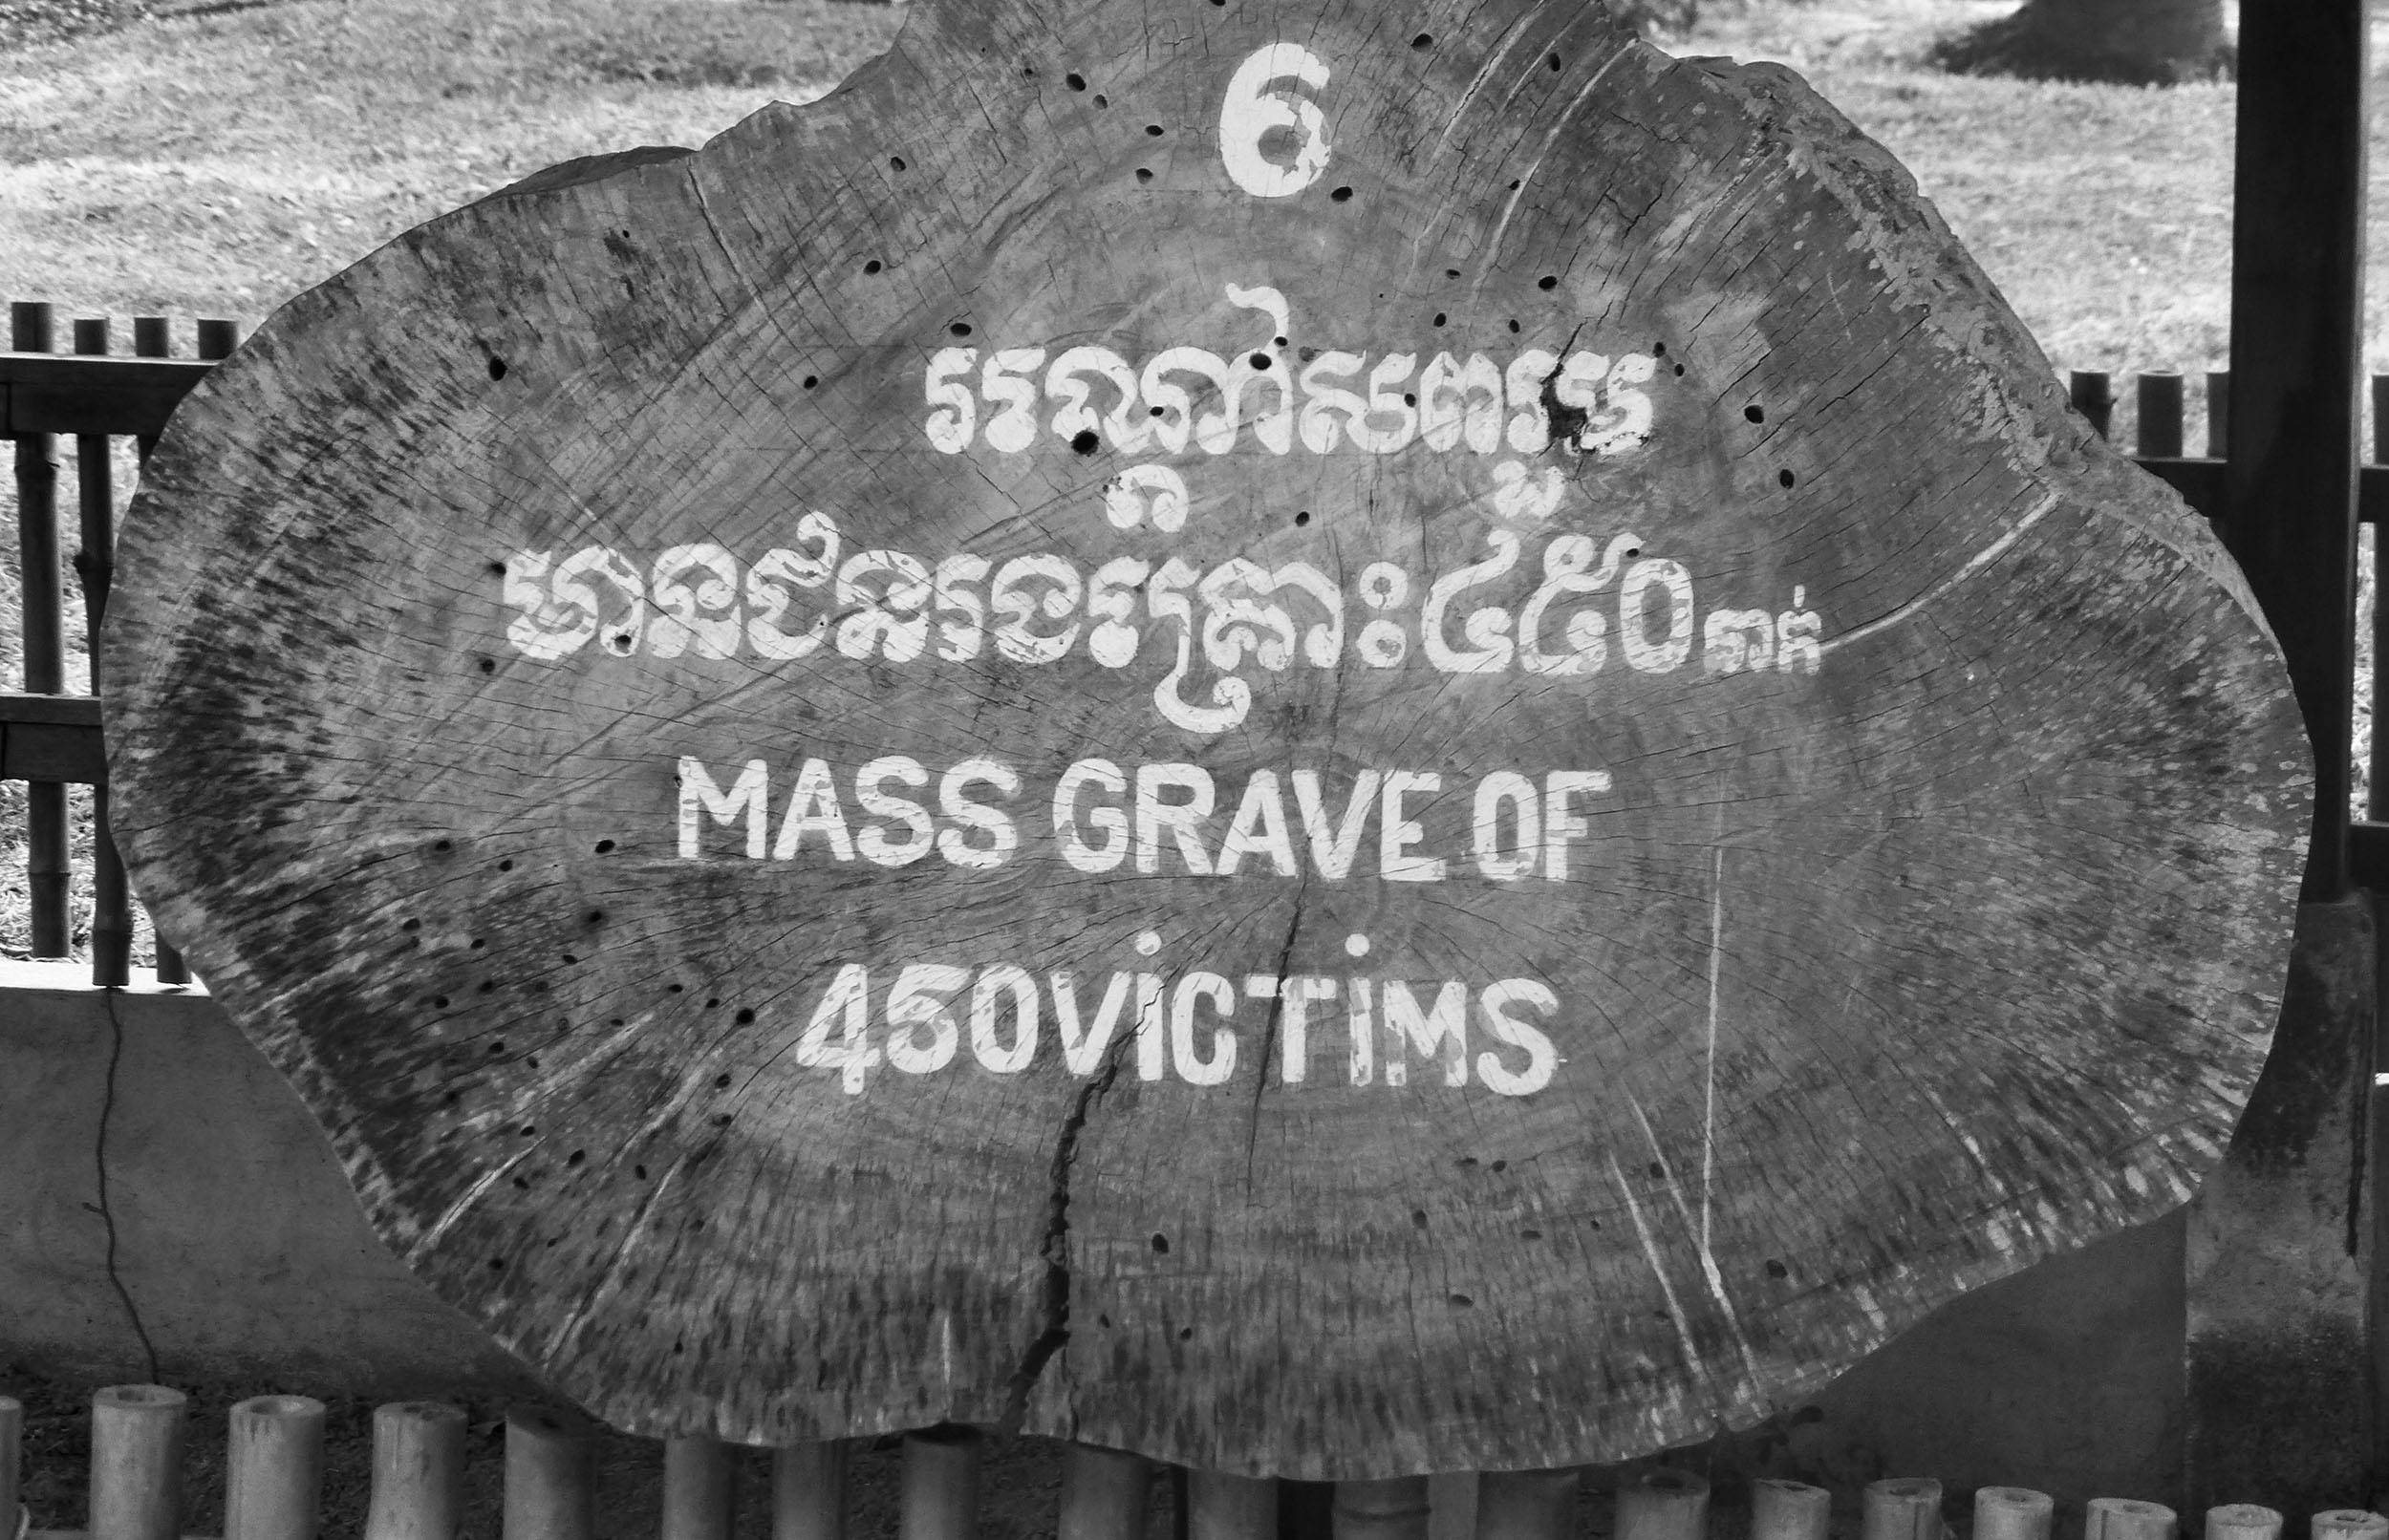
106 0 2307 1479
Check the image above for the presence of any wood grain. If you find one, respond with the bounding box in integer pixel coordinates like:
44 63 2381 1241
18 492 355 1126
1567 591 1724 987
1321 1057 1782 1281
105 0 2308 1477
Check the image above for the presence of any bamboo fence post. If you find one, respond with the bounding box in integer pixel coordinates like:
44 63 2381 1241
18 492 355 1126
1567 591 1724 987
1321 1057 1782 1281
663 1436 736 1540
226 1394 325 1540
1061 1444 1152 1540
88 1384 186 1540
1476 1468 1578 1540
772 1441 847 1540
2084 1498 2177 1540
72 313 132 987
1862 1478 1942 1540
1752 1479 1831 1540
2206 371 2231 459
12 300 68 959
2311 1513 2388 1540
1 1395 21 1540
2137 371 2185 459
2071 369 2115 439
1973 1487 2053 1540
1334 1477 1431 1540
900 1426 980 1540
2205 1506 2283 1540
503 1407 597 1540
364 1401 466 1540
1617 1469 1709 1540
1189 1471 1277 1540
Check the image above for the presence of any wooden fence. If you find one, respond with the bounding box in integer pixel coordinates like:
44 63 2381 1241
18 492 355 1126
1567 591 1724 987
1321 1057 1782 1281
10 307 2389 1531
12 305 2389 985
9 1383 2382 1540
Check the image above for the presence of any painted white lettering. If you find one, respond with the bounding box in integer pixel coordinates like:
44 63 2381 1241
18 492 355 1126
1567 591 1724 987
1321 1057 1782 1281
1347 977 1375 1086
1472 771 1541 881
1053 759 1130 873
1543 770 1613 883
1135 763 1216 875
1291 769 1381 880
1135 973 1169 1080
795 963 878 1095
646 545 742 659
1621 558 1695 674
1052 972 1135 1075
970 965 1039 1074
937 759 1019 868
1476 978 1560 1095
1172 972 1238 1085
854 756 934 867
678 757 768 859
1219 45 1332 200
1216 769 1300 876
885 964 968 1075
1379 772 1445 882
773 758 855 862
745 511 839 660
1382 980 1468 1087
924 347 978 452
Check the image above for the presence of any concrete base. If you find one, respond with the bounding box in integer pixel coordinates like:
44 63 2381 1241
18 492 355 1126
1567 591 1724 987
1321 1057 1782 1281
0 959 538 1397
0 962 2185 1498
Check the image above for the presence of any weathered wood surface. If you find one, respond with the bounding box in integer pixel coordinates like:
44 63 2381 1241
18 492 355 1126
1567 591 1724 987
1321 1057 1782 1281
106 0 2307 1478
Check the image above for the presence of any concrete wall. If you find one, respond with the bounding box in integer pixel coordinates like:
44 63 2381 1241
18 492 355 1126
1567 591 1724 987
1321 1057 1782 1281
0 960 2183 1500
0 959 537 1397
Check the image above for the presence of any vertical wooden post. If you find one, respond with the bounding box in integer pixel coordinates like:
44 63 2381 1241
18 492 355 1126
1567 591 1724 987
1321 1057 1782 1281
2370 374 2389 822
503 1407 596 1540
2070 371 2114 440
2205 1507 2284 1540
772 1441 847 1540
1190 1471 1278 1540
2084 1499 2177 1540
13 300 69 958
226 1395 325 1540
364 1401 466 1540
2192 0 2375 1512
1751 1479 1830 1540
1972 1487 2053 1540
0 1394 21 1540
1615 1470 1708 1540
1062 1444 1151 1540
73 313 132 988
1861 1478 1940 1540
663 1436 737 1540
899 1426 980 1540
2216 0 2368 893
1474 1468 1577 1540
89 1384 185 1540
2206 372 2231 460
2137 372 2185 460
2313 1513 2389 1540
1334 1478 1431 1540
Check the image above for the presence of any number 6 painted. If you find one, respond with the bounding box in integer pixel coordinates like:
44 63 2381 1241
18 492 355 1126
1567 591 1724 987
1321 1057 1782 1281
1219 44 1332 198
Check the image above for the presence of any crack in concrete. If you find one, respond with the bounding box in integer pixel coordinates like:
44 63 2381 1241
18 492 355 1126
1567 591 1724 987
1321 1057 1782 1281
996 1025 1131 1435
97 988 161 1382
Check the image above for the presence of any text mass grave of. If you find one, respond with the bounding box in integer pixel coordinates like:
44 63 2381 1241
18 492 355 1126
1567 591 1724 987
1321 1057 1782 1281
105 0 2309 1479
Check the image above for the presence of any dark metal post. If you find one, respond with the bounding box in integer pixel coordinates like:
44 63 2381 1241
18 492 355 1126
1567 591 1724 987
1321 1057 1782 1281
2189 0 2376 1515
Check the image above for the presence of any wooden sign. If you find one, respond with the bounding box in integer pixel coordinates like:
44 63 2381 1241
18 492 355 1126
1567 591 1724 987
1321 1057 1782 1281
107 0 2308 1478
